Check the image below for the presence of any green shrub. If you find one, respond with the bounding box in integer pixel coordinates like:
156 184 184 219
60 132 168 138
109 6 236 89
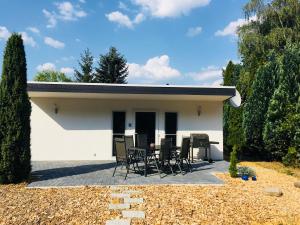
282 147 300 168
229 145 238 177
238 166 256 177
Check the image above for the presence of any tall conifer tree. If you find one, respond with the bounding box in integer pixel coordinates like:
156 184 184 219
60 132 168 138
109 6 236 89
74 48 95 82
94 47 128 83
0 34 31 183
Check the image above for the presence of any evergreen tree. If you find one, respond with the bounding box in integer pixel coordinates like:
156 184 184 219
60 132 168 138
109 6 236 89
263 44 300 160
229 145 238 177
34 70 72 82
74 48 95 82
94 47 128 83
223 61 243 158
223 62 245 149
0 34 31 183
243 52 279 158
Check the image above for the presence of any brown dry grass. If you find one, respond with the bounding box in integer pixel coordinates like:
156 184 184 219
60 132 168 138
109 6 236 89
0 162 299 225
244 161 300 178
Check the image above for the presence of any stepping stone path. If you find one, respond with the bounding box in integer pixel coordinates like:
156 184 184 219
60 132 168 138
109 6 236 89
106 186 145 225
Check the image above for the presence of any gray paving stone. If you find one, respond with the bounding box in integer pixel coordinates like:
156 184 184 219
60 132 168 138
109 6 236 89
110 186 128 190
123 190 143 194
111 193 131 198
122 210 145 219
108 203 130 210
106 219 131 225
28 160 229 187
124 197 144 204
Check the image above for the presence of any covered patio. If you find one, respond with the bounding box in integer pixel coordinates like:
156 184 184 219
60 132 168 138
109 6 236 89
28 160 229 188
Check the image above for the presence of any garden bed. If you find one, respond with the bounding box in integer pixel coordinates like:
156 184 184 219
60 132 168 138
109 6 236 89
0 162 299 225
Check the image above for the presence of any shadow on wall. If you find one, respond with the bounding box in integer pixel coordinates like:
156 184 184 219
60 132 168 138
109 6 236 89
31 98 111 130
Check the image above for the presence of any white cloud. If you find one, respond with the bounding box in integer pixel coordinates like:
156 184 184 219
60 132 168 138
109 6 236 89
43 9 57 28
0 26 11 41
134 13 145 24
79 0 86 3
20 32 37 47
27 27 40 34
36 63 74 75
60 67 74 75
56 1 87 21
186 26 202 37
188 66 223 85
43 2 87 28
36 62 56 72
119 2 129 11
106 11 144 29
133 0 210 18
106 11 134 29
44 37 65 49
215 15 257 37
0 27 36 47
128 55 181 82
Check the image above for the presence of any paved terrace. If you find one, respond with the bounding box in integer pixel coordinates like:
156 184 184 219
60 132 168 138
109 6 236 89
28 160 229 188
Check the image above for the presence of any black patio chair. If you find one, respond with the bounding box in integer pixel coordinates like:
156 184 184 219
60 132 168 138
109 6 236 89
136 134 148 149
125 135 141 172
159 138 174 175
112 138 134 180
175 137 192 174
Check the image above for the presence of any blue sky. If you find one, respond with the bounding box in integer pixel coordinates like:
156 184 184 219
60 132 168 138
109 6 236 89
0 0 250 85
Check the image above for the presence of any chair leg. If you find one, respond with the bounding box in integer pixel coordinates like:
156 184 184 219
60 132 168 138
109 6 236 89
185 159 192 172
155 159 162 178
168 161 174 175
112 162 118 177
124 165 129 180
176 160 183 175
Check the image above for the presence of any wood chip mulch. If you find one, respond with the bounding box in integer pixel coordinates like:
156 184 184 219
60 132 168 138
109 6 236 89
0 162 300 225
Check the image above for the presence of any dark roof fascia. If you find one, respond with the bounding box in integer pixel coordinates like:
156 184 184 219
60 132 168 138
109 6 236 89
27 82 236 97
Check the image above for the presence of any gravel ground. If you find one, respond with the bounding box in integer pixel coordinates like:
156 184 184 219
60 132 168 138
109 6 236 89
0 162 299 225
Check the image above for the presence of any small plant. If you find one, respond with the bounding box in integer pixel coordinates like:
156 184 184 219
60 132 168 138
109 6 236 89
282 147 300 168
238 166 256 177
229 145 238 177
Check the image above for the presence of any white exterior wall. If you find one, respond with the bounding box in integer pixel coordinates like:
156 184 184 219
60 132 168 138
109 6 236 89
30 98 224 161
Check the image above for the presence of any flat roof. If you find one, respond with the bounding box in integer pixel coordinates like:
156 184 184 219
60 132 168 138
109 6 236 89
27 82 236 97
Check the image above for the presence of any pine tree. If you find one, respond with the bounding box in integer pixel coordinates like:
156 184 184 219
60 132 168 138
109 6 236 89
94 47 128 83
243 52 279 158
263 44 300 160
74 48 95 82
0 34 31 183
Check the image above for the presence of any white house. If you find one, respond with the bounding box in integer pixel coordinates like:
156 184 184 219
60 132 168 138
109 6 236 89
28 82 239 161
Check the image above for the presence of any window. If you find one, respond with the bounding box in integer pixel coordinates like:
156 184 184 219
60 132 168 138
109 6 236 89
165 112 177 146
112 112 126 156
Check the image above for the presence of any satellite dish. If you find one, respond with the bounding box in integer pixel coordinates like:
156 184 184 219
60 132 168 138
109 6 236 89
229 90 242 108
